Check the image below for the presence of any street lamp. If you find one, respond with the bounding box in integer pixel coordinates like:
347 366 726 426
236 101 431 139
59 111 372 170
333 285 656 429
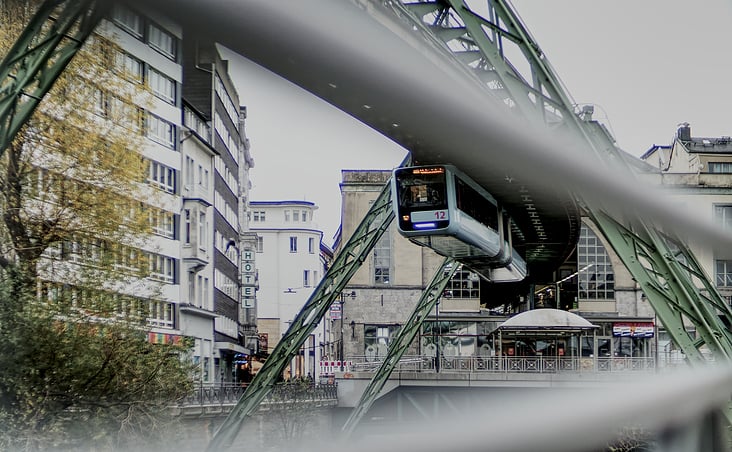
339 290 356 371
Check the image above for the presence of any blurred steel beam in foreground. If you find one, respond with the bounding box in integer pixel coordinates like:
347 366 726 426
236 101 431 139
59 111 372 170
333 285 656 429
316 367 732 452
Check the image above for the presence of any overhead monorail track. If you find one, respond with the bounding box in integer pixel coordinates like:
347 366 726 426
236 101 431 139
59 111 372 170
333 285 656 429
130 0 581 278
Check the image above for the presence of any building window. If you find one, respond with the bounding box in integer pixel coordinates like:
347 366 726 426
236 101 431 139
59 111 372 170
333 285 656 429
289 236 297 253
203 277 209 310
150 209 175 239
148 253 176 283
146 113 176 149
114 50 143 83
253 211 265 222
214 73 239 125
185 156 194 188
93 88 107 117
308 237 315 254
302 210 308 222
112 4 143 38
147 300 175 328
149 67 176 104
148 22 176 60
373 229 391 285
444 266 480 299
303 270 310 288
715 205 732 230
293 210 299 222
184 209 191 244
364 325 400 359
708 162 732 174
716 260 732 287
214 269 237 300
256 236 264 253
577 224 614 301
198 212 207 251
194 274 202 307
147 160 176 193
284 210 290 222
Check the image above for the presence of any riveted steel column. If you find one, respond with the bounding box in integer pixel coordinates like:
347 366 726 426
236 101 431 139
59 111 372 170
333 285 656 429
340 257 458 438
590 210 732 365
207 157 409 451
0 0 106 154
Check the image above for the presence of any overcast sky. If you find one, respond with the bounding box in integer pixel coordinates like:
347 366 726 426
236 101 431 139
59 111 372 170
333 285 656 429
221 0 732 245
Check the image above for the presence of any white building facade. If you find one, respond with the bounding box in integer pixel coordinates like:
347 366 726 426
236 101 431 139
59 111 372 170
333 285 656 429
103 5 187 349
103 5 256 384
250 200 327 379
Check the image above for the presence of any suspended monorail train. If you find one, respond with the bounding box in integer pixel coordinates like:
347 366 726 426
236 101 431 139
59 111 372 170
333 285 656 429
391 165 527 282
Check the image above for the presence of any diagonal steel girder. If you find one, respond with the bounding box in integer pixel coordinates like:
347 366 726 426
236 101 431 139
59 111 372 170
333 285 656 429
399 0 579 133
340 257 458 438
0 0 106 154
589 210 732 364
207 157 408 451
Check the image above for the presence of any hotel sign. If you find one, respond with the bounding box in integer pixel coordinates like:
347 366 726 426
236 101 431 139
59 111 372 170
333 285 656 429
241 249 256 308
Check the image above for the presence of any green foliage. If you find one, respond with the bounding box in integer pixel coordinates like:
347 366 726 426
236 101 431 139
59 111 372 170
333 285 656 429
0 271 194 451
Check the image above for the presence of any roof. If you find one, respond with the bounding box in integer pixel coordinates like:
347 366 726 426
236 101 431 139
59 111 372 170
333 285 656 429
249 200 317 208
498 308 598 331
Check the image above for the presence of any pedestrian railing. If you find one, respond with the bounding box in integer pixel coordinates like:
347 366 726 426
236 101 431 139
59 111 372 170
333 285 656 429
348 354 658 374
172 381 339 416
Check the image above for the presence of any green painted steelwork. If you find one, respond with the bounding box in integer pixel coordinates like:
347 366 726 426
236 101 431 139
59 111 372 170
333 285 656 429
0 0 106 154
589 211 732 364
207 158 407 450
398 0 732 364
340 257 458 437
4 0 730 445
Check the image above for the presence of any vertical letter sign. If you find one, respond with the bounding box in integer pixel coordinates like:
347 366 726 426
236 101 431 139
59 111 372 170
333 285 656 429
242 249 256 308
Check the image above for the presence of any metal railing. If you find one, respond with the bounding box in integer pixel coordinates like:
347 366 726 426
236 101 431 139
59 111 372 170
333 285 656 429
172 382 338 416
349 354 658 374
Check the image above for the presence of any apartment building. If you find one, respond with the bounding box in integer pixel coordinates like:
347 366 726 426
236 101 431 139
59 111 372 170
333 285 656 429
249 200 328 379
182 37 256 382
96 5 256 383
102 5 186 344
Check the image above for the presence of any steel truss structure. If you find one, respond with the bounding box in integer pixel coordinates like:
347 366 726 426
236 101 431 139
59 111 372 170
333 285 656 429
0 0 106 154
208 157 405 450
340 257 458 437
3 0 732 448
389 0 732 362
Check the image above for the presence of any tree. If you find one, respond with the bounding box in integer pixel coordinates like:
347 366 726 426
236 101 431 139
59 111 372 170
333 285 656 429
0 2 193 449
256 381 321 449
0 275 194 451
0 0 151 291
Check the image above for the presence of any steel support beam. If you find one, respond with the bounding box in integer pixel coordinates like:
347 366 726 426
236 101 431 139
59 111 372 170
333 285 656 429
0 0 106 154
207 158 408 451
589 210 732 364
340 257 458 437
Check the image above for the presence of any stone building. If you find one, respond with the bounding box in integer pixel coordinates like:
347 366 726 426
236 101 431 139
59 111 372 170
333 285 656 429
333 167 659 366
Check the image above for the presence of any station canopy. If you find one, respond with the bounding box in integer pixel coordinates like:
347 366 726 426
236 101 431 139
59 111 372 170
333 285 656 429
497 308 598 334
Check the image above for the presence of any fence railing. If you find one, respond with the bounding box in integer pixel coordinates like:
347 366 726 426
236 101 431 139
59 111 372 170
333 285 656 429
349 354 657 374
174 381 338 413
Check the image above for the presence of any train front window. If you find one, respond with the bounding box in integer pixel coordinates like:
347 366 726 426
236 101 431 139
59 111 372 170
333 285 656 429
396 168 447 210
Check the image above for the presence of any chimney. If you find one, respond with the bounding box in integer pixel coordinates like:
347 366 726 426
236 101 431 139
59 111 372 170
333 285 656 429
677 123 691 141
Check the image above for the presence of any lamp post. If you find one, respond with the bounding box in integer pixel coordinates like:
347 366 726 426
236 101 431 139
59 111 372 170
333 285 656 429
339 290 356 371
435 298 441 373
